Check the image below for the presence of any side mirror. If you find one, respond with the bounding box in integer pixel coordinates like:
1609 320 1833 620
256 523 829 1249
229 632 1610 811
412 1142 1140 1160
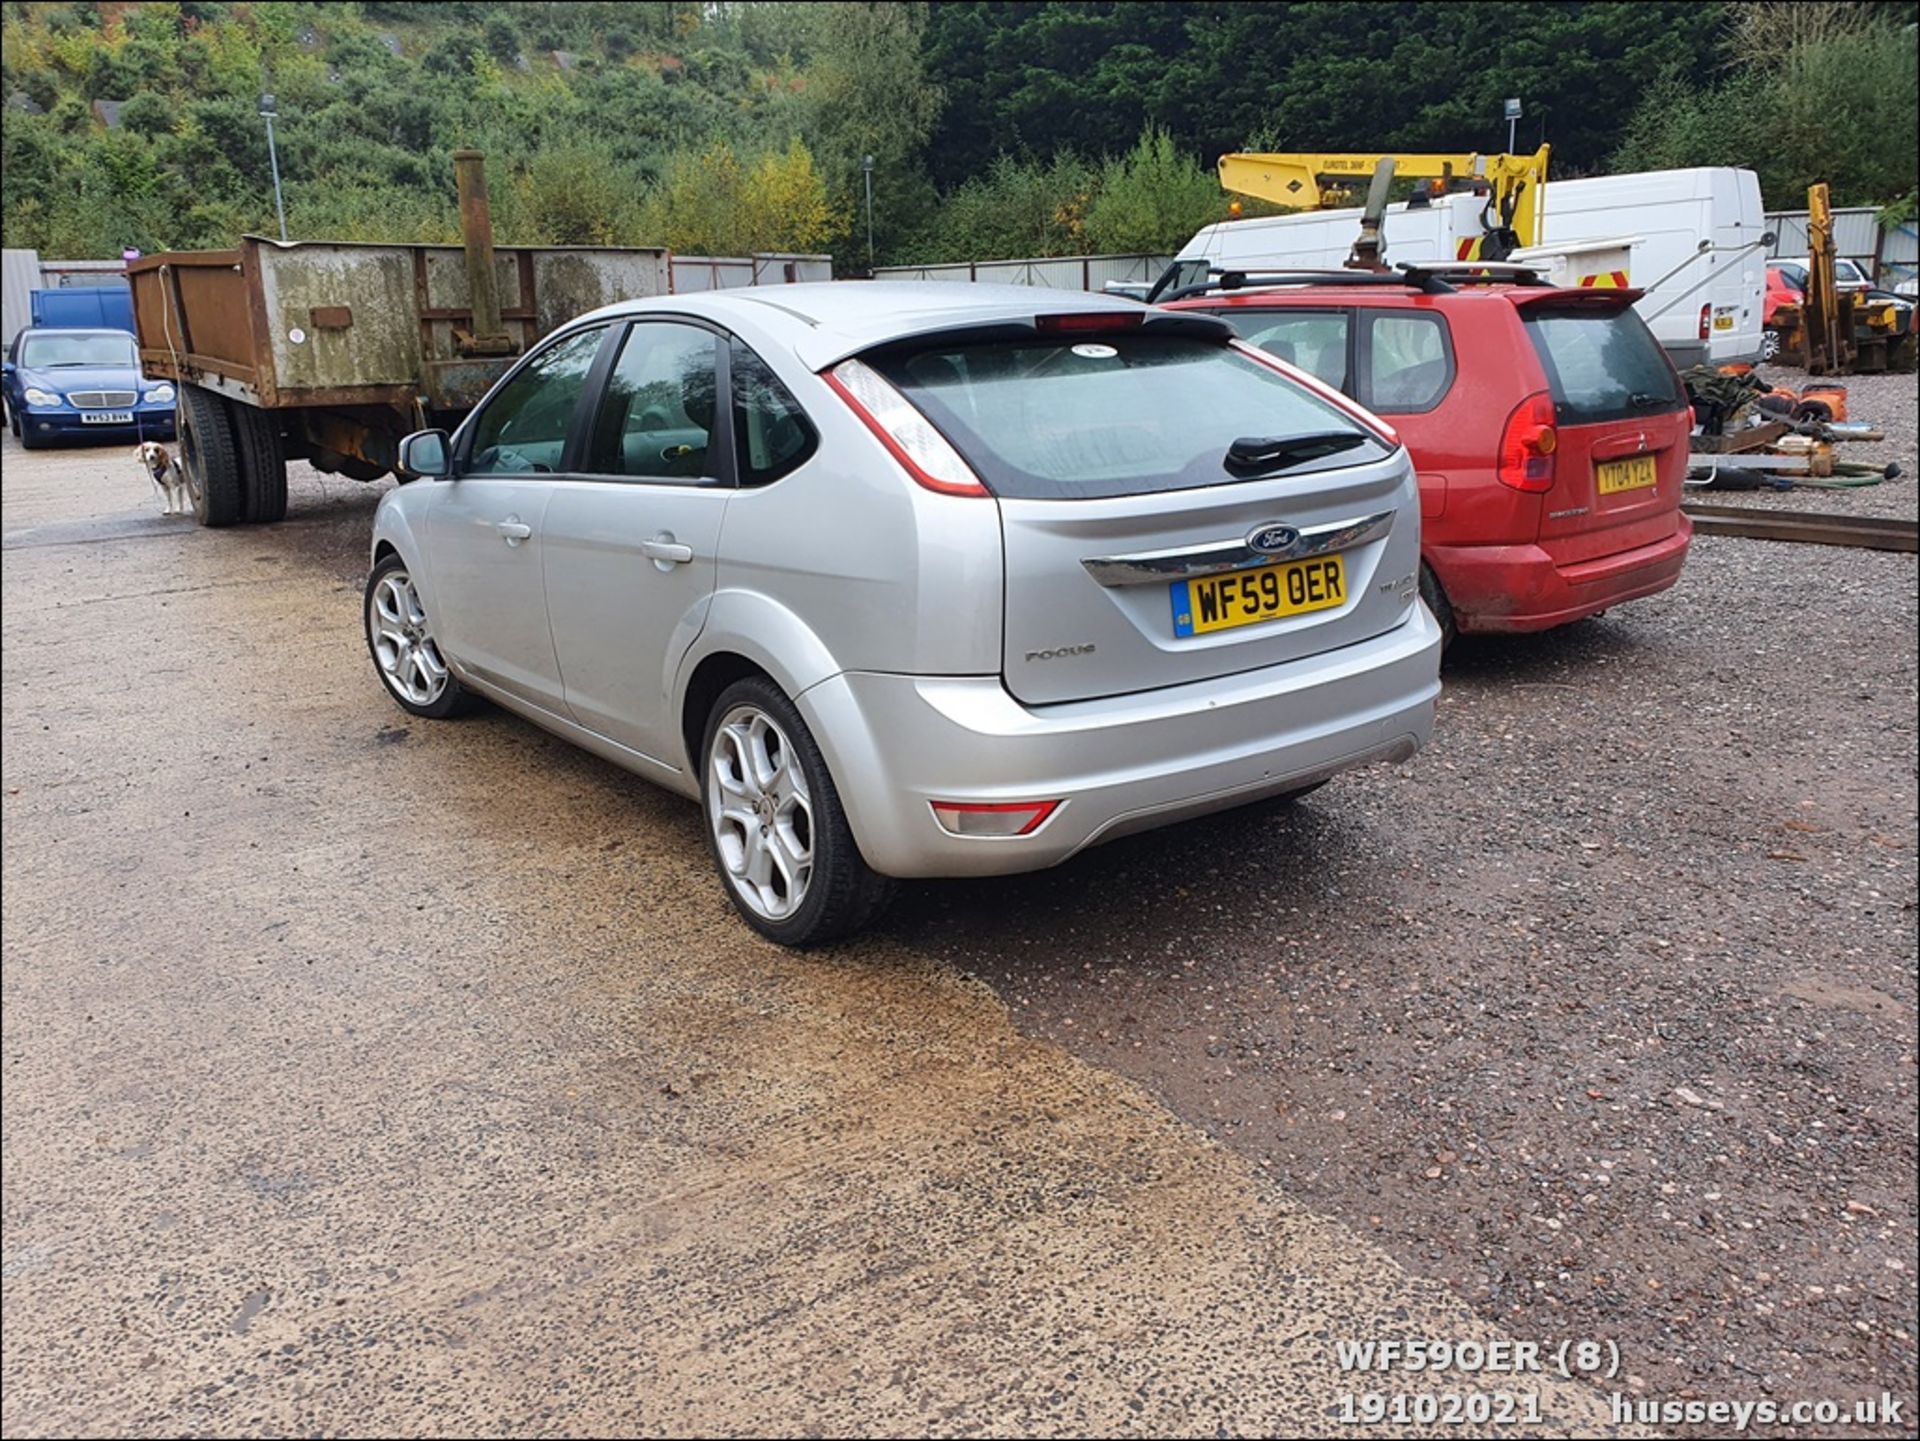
1 361 14 377
397 428 451 479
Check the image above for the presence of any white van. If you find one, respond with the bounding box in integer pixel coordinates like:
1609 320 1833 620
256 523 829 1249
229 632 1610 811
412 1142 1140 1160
1172 192 1484 279
1167 167 1770 368
1539 167 1768 368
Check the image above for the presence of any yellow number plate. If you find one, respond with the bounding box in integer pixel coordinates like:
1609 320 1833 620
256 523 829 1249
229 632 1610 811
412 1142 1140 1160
1713 313 1735 330
1598 455 1658 495
1173 556 1347 637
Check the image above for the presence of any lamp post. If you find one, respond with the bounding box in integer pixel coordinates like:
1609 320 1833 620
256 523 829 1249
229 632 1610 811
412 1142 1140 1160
260 93 288 242
1503 97 1523 155
862 154 875 271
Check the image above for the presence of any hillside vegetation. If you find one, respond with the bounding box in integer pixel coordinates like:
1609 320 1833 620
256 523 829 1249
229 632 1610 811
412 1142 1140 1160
2 1 1912 266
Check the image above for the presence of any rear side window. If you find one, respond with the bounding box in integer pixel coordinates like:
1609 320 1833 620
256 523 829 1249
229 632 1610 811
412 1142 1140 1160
1522 306 1683 425
583 321 720 480
867 334 1383 501
730 338 816 485
1363 312 1452 412
1225 311 1349 391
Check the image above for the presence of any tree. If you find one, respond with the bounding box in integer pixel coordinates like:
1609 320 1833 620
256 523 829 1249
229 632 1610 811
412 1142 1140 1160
634 137 842 254
1085 126 1224 255
799 1 942 252
1613 3 1918 206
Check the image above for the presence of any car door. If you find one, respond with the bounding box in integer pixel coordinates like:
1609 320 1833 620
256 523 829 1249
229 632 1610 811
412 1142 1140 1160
540 319 734 763
427 323 611 711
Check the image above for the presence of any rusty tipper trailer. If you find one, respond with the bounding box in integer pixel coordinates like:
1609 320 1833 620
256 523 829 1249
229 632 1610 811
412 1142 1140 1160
128 151 669 526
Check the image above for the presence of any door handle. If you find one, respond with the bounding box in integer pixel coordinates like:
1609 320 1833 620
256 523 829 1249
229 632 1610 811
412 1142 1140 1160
641 537 694 565
496 517 533 545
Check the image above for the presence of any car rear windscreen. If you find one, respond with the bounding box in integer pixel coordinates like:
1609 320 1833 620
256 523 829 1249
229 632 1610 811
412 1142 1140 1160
866 334 1385 500
1522 305 1684 425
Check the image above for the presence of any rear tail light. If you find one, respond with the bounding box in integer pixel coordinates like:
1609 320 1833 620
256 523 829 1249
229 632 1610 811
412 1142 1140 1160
822 358 988 497
1698 304 1712 341
1497 391 1557 493
1229 340 1400 446
929 799 1061 837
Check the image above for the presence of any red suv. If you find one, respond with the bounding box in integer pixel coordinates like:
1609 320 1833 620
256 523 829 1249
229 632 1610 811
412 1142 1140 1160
1161 268 1693 644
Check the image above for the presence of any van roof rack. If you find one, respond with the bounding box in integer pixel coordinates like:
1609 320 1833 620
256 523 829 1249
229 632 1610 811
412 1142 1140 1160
1151 261 1548 305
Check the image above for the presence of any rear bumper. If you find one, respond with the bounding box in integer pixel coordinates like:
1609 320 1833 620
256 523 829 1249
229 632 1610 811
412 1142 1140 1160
1433 514 1692 634
799 605 1442 879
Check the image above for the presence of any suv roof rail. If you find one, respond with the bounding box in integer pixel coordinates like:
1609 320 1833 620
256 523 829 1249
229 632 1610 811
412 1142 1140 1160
1155 266 1459 304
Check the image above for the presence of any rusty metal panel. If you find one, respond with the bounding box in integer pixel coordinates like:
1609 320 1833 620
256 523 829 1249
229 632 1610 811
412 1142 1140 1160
131 237 668 412
422 357 518 412
528 249 669 333
258 244 422 395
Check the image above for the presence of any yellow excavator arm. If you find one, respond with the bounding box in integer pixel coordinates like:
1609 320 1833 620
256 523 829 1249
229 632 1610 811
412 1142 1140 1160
1215 145 1551 252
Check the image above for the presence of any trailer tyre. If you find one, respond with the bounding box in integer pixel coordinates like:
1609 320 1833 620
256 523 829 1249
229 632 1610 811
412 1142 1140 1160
178 384 244 528
232 402 288 524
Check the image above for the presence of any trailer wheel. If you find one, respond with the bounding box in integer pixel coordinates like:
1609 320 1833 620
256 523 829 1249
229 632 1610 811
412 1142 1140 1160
232 402 288 524
178 385 244 528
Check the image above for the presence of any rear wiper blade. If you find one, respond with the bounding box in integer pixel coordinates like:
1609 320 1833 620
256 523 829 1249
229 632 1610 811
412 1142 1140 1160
1225 431 1368 473
1627 391 1671 409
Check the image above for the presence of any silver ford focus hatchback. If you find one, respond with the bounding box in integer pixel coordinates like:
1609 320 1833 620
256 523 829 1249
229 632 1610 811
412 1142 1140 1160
367 283 1442 944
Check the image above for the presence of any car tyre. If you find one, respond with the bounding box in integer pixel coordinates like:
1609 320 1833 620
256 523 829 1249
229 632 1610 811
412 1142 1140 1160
364 553 477 719
1419 561 1457 651
701 677 893 947
177 384 244 527
1761 328 1782 362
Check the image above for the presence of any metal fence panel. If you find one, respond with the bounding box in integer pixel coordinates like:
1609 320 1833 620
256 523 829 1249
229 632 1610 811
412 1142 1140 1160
2 247 39 347
673 253 832 292
873 253 1173 293
1764 207 1911 283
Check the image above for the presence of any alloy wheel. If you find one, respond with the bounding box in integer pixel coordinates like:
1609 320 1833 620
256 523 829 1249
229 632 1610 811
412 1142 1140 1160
369 569 450 707
707 705 814 922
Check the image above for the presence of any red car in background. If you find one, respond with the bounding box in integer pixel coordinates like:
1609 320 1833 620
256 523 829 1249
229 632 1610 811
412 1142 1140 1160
1162 268 1693 645
1764 264 1803 360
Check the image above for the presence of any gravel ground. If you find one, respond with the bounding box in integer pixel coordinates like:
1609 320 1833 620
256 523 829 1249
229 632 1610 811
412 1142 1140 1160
1692 367 1919 521
883 538 1919 1437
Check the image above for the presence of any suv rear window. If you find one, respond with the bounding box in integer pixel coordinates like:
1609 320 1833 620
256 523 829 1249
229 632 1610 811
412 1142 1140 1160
867 334 1385 500
1522 305 1683 425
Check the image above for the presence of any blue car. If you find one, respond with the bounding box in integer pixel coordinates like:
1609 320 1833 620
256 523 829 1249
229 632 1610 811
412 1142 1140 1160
3 327 176 449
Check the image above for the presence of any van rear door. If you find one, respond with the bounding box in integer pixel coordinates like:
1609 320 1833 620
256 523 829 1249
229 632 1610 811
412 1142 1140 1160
1706 168 1768 365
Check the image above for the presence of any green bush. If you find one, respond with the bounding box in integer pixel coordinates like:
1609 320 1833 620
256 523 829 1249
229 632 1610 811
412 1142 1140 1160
1085 127 1227 255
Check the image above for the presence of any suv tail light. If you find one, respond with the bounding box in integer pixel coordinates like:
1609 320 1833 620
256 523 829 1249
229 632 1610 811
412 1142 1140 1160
1497 391 1557 493
822 358 988 497
1698 304 1712 342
